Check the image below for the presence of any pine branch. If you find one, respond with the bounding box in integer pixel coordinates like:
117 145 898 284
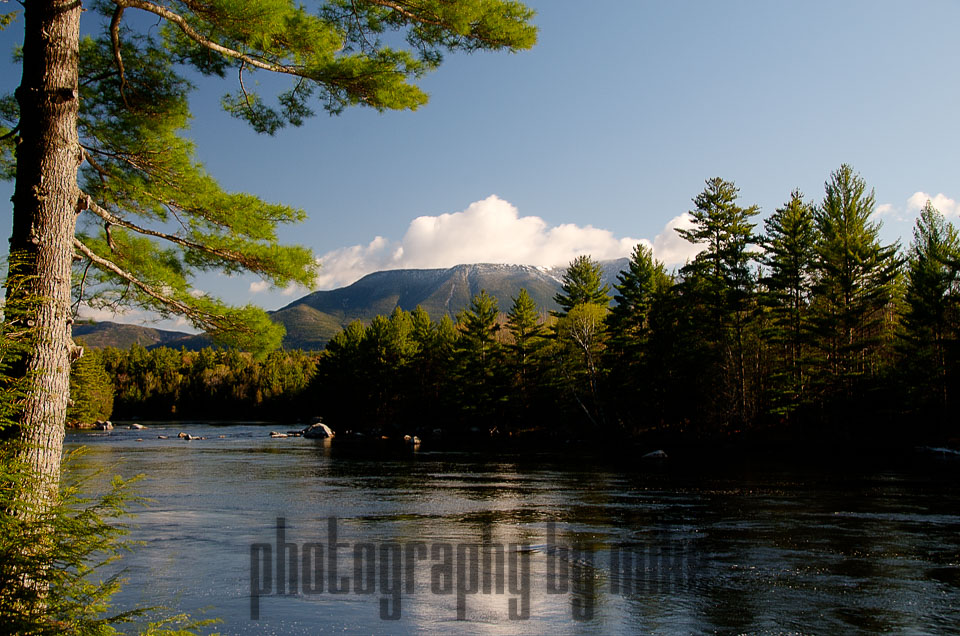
0 124 18 141
114 0 307 76
237 61 258 122
364 0 519 49
347 0 376 52
365 0 444 28
109 6 130 108
72 236 222 327
72 259 93 319
81 146 169 184
78 192 255 267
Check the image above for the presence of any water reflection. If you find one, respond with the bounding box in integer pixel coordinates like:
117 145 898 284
66 423 960 634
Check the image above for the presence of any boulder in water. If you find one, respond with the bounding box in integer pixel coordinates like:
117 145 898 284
302 422 334 439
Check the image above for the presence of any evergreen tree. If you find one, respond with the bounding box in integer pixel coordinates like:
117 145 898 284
676 177 759 427
606 243 671 427
809 164 902 412
317 319 368 423
457 290 501 364
433 313 460 417
362 314 407 425
552 255 611 317
506 288 546 372
677 177 758 331
505 288 547 413
608 243 670 353
899 200 960 417
456 290 504 422
66 347 114 426
642 278 694 430
407 304 443 419
410 305 435 353
760 189 817 417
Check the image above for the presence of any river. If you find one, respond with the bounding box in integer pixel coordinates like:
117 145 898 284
65 422 960 635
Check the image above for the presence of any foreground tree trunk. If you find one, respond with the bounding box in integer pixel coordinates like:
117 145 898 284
6 0 82 495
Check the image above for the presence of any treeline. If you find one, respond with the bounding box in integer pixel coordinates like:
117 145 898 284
74 165 960 444
313 165 959 443
71 345 318 422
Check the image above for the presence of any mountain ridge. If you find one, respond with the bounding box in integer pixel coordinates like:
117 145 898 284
78 260 629 350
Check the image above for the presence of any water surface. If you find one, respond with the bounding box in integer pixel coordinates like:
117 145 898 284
66 423 960 634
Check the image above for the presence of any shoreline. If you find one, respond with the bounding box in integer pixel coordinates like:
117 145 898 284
65 419 960 470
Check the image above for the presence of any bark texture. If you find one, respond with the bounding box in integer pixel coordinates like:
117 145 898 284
7 0 82 494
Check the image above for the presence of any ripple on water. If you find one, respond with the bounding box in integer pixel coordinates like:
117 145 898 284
65 425 960 635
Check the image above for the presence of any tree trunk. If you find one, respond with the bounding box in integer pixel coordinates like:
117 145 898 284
5 0 82 497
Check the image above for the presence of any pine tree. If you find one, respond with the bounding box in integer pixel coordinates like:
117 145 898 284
433 313 460 416
457 290 501 368
506 288 546 370
677 178 758 330
456 290 504 422
407 304 440 417
66 347 114 427
608 243 670 352
809 165 902 412
362 314 408 424
899 200 960 416
760 189 817 416
505 288 546 412
606 243 671 427
676 177 759 427
316 319 367 424
552 255 611 317
410 305 435 353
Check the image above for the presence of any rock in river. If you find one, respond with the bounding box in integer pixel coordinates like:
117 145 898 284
302 422 335 439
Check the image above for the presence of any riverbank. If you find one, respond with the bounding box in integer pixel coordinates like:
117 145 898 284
68 419 960 474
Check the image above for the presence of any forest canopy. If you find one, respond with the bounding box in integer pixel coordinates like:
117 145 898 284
83 166 960 448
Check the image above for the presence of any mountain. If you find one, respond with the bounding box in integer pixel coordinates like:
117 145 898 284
72 321 197 350
75 259 630 350
271 260 628 349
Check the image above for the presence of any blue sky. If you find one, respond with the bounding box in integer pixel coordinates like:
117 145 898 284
2 1 959 327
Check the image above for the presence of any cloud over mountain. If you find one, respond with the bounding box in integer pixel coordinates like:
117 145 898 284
314 195 701 290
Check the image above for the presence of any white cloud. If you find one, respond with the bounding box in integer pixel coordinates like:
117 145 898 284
77 305 146 323
249 280 270 294
314 236 394 290
315 195 697 289
188 288 206 298
74 304 200 333
651 213 703 267
907 191 959 217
